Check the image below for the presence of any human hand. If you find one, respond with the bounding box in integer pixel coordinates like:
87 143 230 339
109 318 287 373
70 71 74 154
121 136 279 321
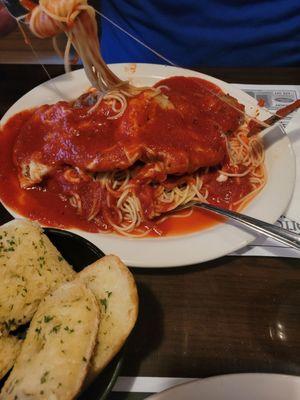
0 2 17 37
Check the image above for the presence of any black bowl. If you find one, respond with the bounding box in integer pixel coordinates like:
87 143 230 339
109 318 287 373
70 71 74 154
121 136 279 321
0 227 124 400
45 227 105 271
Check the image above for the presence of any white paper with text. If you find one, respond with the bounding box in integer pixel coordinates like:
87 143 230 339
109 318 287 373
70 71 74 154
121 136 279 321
231 84 300 258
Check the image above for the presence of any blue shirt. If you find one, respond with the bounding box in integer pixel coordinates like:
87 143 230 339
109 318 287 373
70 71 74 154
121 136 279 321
100 0 300 67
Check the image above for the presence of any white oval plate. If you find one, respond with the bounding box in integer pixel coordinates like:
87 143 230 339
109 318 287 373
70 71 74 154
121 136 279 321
146 373 300 400
0 64 296 268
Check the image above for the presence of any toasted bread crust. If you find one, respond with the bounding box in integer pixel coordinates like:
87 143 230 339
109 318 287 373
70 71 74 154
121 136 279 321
0 220 75 334
77 255 138 383
0 281 99 400
0 335 22 380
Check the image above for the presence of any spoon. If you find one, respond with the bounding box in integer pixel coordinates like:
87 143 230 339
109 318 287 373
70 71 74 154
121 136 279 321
170 201 300 250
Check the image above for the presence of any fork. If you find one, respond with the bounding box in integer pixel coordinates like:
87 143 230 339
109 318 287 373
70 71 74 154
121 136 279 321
170 201 300 250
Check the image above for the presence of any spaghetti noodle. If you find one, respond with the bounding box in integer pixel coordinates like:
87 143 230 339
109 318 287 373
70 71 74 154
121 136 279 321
1 1 272 237
0 74 268 237
81 120 265 236
24 0 272 127
26 0 147 119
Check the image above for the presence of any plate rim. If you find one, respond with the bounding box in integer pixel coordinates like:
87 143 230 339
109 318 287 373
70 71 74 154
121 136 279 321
146 373 300 399
0 64 296 268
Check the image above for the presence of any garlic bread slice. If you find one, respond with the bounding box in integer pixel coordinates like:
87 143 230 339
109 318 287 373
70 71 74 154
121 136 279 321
0 335 22 380
0 219 75 334
0 281 99 400
77 255 138 382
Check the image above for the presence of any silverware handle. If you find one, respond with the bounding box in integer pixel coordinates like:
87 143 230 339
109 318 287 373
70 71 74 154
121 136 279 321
197 203 300 250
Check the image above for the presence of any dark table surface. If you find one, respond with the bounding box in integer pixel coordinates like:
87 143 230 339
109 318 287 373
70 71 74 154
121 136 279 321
1 65 300 396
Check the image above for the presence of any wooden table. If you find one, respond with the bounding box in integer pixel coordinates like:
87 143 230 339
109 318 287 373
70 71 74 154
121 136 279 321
1 65 300 399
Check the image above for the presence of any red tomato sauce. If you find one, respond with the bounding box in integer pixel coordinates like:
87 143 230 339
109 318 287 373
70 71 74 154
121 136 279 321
0 110 98 231
19 0 37 11
0 110 223 235
0 76 257 237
